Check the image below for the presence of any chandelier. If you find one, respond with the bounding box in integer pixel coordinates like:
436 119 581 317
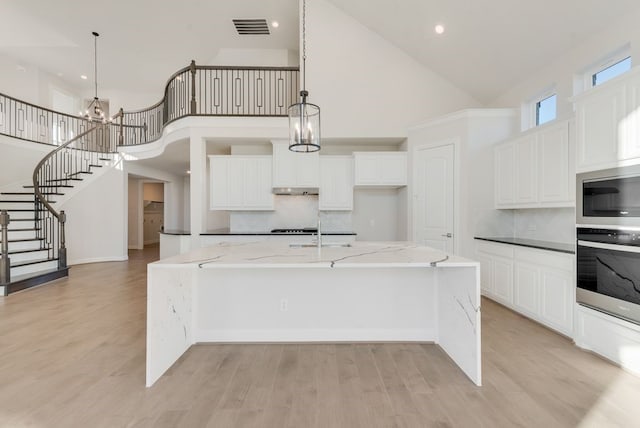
82 31 107 122
288 0 320 152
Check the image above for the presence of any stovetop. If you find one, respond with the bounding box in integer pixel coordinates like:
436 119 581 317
270 228 318 234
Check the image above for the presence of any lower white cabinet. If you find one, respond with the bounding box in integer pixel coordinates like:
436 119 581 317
209 155 274 211
476 240 574 337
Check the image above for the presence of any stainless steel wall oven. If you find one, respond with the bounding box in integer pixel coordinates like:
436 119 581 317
577 227 640 324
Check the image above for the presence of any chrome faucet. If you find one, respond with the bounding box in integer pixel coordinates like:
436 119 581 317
316 217 322 249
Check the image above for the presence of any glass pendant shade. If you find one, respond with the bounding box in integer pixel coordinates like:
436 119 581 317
288 92 320 153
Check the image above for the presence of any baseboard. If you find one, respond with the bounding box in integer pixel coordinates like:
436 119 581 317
69 256 129 265
194 328 437 343
128 245 144 250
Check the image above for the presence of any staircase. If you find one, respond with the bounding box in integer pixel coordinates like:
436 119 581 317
0 117 120 296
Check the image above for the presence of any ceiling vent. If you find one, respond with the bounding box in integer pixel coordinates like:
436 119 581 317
233 19 270 35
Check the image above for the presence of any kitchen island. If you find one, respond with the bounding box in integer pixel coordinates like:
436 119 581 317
147 241 481 387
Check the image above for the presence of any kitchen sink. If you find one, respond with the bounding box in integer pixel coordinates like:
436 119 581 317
289 243 352 248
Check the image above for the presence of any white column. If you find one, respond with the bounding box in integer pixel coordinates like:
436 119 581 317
189 132 206 248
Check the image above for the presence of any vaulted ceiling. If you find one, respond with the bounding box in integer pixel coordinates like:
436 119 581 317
1 0 639 106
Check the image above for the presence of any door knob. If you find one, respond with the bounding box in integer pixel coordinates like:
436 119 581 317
441 233 452 238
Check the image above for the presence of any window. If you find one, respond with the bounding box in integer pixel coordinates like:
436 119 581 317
592 56 631 86
536 94 557 126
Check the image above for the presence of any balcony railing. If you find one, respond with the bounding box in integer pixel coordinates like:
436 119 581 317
120 62 299 145
0 62 299 148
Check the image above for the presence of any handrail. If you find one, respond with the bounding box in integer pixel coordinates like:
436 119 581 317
31 109 123 270
0 61 299 148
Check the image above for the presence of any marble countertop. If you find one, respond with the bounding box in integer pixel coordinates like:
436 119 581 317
152 241 477 268
474 237 575 254
201 228 357 236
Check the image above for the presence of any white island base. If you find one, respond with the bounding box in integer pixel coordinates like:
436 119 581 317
147 242 481 387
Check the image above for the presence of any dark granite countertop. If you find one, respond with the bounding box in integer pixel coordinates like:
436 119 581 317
201 228 357 236
474 237 575 254
160 230 190 236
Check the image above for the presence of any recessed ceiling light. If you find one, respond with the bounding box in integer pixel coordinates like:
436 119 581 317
80 75 88 80
271 21 279 28
434 24 445 35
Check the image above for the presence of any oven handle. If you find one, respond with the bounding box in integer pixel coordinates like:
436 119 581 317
577 240 640 253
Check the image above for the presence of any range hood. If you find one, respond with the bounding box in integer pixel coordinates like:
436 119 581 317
272 187 319 195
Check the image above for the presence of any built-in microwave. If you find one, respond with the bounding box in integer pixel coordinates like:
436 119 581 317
577 164 640 227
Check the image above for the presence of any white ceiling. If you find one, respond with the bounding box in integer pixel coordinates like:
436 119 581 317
2 0 639 105
325 0 640 103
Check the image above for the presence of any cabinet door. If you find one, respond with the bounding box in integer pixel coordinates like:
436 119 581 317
354 154 380 185
475 253 494 296
576 84 625 171
540 267 573 335
493 257 514 305
319 157 353 210
514 262 540 318
226 157 245 208
380 153 407 185
538 122 571 203
494 142 515 207
243 157 273 209
515 135 537 204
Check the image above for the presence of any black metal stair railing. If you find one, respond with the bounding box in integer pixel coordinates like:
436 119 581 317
121 61 300 145
0 62 299 148
31 111 123 271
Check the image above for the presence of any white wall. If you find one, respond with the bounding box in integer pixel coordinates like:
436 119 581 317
490 9 640 118
352 189 401 241
128 177 143 249
208 48 298 67
63 166 128 265
306 0 480 139
0 135 51 189
407 110 517 258
0 54 82 112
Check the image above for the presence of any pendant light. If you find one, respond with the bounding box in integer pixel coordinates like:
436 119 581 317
82 31 107 123
288 0 320 152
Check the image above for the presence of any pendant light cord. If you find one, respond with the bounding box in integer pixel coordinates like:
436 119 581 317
301 0 306 92
93 32 99 99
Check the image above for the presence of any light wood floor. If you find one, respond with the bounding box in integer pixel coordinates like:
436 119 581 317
1 246 639 427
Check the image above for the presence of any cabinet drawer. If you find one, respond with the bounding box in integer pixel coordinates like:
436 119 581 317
476 241 514 258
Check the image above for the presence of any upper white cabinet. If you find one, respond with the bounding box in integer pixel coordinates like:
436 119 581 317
209 155 274 211
495 120 573 208
574 67 640 172
353 152 407 187
319 156 353 211
272 141 319 188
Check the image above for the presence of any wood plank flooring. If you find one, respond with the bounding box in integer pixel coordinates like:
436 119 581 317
1 245 639 427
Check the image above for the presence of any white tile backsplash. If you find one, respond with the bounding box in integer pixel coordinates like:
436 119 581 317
229 195 352 232
513 207 575 243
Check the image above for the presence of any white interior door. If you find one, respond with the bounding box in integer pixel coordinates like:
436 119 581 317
413 144 455 252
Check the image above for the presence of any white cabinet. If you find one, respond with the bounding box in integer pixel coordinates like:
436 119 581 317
209 155 274 211
353 152 407 187
475 241 514 307
515 134 537 204
538 122 571 203
574 67 640 172
495 120 573 208
272 141 319 188
476 240 574 337
319 156 353 211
